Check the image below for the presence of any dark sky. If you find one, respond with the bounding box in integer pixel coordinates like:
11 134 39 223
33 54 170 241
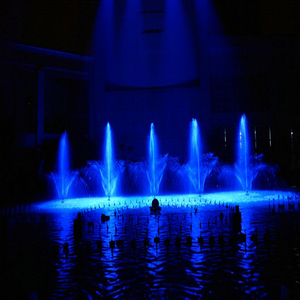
0 0 299 55
0 0 98 55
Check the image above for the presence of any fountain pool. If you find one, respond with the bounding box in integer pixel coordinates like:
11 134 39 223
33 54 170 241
16 115 297 299
3 189 297 299
35 190 294 211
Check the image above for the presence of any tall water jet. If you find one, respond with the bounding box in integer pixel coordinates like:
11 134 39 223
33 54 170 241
51 132 78 199
189 119 201 193
83 123 124 197
235 114 250 191
184 119 218 194
100 123 118 198
147 123 167 196
219 114 278 191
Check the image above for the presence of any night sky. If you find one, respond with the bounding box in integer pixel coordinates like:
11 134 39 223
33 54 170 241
1 0 299 55
0 0 98 55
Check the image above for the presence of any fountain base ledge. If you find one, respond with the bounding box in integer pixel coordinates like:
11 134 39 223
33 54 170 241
34 190 297 211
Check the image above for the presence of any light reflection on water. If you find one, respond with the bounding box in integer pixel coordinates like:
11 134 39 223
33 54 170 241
4 191 300 299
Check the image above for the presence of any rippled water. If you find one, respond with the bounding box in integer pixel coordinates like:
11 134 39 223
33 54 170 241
2 191 300 299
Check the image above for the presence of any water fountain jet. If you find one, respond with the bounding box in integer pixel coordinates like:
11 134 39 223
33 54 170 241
85 123 124 199
147 123 167 196
51 132 78 200
220 114 278 191
235 114 251 191
184 119 218 194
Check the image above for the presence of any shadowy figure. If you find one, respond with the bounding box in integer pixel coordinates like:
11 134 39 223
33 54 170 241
150 198 161 214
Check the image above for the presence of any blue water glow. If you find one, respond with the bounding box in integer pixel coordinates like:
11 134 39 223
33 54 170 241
236 114 250 191
218 115 278 191
147 123 167 196
83 123 125 198
29 189 300 299
35 190 294 211
51 132 78 199
183 119 218 194
100 123 117 198
189 119 202 193
52 117 279 198
231 115 277 191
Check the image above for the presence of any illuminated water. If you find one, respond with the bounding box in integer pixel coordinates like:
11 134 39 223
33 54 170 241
235 114 251 191
35 191 291 211
2 190 296 299
51 132 78 199
100 123 118 198
51 117 278 198
219 115 277 191
187 119 202 193
83 123 124 198
147 123 167 196
30 118 297 298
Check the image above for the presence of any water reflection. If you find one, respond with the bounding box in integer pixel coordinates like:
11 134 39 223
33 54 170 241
3 191 300 298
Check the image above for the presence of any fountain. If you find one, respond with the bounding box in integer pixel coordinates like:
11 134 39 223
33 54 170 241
50 117 279 200
147 123 167 196
234 114 278 191
85 123 124 198
183 119 218 194
235 114 251 191
100 123 117 198
219 114 278 191
188 119 202 193
51 132 78 199
38 117 290 299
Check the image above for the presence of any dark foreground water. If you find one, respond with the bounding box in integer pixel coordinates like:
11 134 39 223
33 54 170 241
1 191 300 299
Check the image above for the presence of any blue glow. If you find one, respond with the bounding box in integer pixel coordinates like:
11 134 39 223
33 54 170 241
28 189 300 298
51 132 78 199
162 0 198 86
52 117 278 198
189 119 201 193
94 0 116 68
102 123 114 197
147 123 167 196
116 0 142 87
233 115 276 191
83 123 125 197
236 114 250 191
183 119 218 194
100 123 123 198
35 190 294 211
217 115 277 191
94 0 198 88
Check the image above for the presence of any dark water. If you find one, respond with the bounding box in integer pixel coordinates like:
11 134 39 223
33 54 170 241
1 195 300 299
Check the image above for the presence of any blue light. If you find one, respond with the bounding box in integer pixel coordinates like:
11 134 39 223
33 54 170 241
189 119 202 193
30 189 299 299
236 114 250 191
51 132 78 199
100 123 117 198
35 191 295 211
94 123 124 198
147 123 167 196
162 0 197 86
181 119 218 194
